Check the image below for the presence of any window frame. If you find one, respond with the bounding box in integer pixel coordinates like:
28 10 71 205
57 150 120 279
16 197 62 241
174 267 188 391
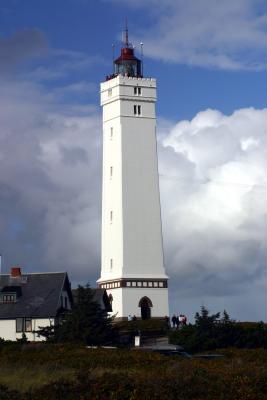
16 318 23 333
25 318 32 332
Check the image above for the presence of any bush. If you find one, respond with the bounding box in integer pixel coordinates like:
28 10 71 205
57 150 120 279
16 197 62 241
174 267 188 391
169 307 267 352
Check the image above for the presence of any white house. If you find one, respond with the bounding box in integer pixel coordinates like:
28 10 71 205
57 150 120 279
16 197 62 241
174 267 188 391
0 267 72 341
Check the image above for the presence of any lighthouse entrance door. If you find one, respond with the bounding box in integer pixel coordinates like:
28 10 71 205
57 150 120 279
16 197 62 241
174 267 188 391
139 297 153 320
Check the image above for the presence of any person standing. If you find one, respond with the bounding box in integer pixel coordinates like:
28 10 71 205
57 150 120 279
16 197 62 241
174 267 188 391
171 314 176 328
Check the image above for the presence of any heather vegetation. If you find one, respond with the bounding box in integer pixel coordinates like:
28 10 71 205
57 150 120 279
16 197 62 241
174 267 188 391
1 297 267 399
0 345 267 399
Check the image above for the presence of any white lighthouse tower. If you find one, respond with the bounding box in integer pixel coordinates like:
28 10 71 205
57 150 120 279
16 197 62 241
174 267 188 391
98 27 169 319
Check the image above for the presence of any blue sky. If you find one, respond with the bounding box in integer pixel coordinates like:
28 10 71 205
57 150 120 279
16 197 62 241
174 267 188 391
1 0 267 321
1 0 267 119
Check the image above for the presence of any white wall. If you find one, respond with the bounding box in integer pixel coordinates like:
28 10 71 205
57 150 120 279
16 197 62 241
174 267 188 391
107 287 169 319
99 74 169 318
99 75 167 281
0 318 55 342
0 320 16 341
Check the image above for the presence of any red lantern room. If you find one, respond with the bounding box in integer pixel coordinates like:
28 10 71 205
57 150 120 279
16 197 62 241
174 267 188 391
107 23 143 80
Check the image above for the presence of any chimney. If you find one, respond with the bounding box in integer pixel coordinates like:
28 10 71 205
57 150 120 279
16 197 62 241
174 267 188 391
11 267 21 277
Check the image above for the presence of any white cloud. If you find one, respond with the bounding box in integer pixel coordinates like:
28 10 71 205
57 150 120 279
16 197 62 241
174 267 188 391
158 107 267 320
0 79 102 283
111 0 267 70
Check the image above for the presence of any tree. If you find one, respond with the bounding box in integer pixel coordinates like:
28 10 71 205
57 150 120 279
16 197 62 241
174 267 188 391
38 285 117 345
195 306 220 331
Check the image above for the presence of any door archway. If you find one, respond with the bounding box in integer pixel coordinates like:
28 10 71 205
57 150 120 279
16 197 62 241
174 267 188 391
138 296 153 320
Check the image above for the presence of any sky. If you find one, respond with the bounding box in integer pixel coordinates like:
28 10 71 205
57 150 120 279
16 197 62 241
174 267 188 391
0 0 267 322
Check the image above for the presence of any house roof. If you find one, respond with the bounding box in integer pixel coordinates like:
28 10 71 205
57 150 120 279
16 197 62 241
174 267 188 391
0 272 71 319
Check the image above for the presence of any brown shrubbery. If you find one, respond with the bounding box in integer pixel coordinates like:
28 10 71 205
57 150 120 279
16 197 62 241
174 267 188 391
0 345 267 399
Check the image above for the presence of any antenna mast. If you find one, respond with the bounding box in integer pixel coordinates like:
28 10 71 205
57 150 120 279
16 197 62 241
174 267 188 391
140 42 144 77
112 44 115 74
125 17 129 47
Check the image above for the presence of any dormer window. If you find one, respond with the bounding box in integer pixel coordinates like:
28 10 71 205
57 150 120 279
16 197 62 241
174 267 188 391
0 286 22 303
2 294 16 302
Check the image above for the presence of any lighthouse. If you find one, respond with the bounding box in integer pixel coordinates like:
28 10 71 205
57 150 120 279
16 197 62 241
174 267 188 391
97 27 169 320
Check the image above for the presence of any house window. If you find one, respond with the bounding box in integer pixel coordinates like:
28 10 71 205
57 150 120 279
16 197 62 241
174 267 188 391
16 318 32 332
16 318 23 332
25 318 32 332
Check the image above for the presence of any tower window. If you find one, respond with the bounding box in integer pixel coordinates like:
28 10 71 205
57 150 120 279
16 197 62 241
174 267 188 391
110 166 113 178
134 105 141 116
110 210 113 222
110 259 113 270
134 87 141 95
108 88 112 97
110 127 113 139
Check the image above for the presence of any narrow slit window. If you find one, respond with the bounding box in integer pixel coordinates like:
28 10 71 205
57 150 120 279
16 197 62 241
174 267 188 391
134 87 137 95
110 210 113 222
110 166 113 178
110 259 113 270
110 127 113 139
138 87 141 95
134 105 137 115
138 105 141 115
